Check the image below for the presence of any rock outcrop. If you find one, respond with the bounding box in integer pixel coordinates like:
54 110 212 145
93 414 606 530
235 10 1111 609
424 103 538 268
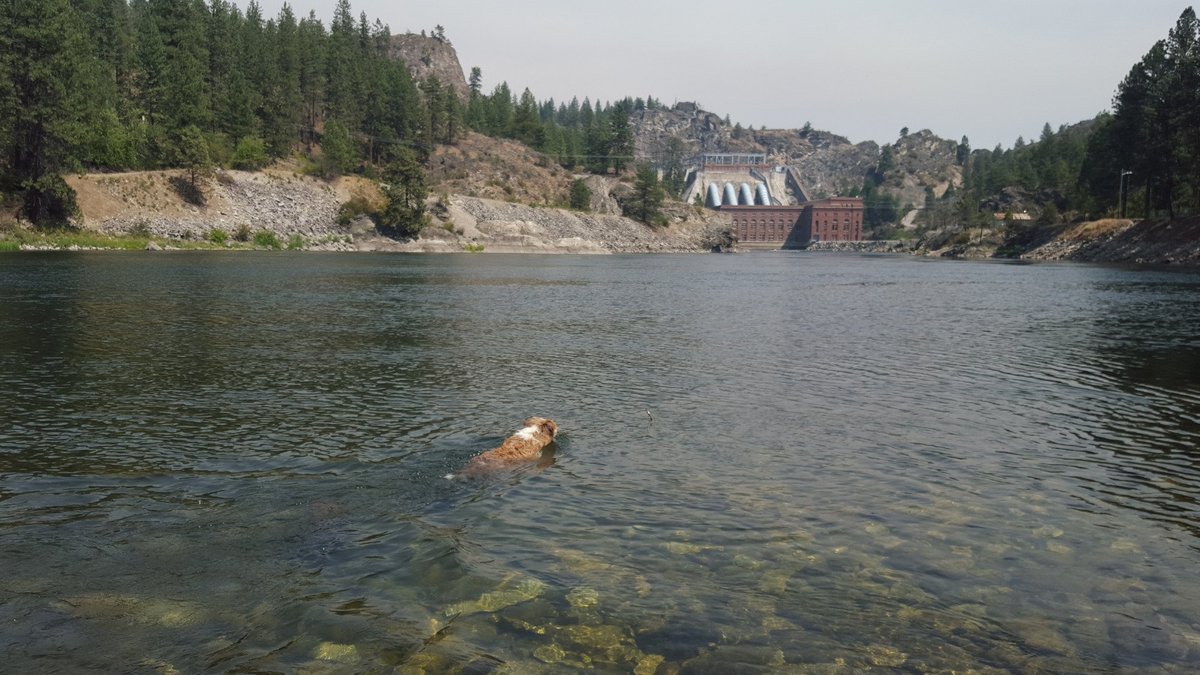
387 32 468 100
884 130 963 207
413 196 733 254
629 104 964 205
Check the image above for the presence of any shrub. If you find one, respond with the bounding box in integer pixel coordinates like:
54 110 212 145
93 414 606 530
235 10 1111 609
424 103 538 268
231 136 269 171
319 120 355 179
569 178 592 210
287 234 304 250
253 230 281 249
463 242 485 252
21 174 80 226
234 223 252 242
337 194 375 226
208 228 228 245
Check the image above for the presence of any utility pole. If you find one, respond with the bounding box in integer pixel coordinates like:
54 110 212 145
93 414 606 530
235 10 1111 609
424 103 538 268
1118 170 1133 218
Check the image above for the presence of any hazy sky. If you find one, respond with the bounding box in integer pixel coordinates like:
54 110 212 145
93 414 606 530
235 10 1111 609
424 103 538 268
257 0 1191 149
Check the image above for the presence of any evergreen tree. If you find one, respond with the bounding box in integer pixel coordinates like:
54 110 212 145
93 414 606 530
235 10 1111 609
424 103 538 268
175 123 212 190
297 10 326 151
264 3 303 155
956 136 970 165
485 81 513 136
468 66 482 96
420 75 448 155
511 88 543 148
2 0 90 223
608 104 633 173
661 136 688 198
152 0 211 131
465 67 485 130
584 120 609 174
379 146 427 236
326 0 361 131
874 145 895 183
569 178 591 210
320 119 355 178
626 163 666 226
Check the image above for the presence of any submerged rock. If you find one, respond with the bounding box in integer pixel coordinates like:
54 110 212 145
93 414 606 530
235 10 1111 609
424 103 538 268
62 593 206 628
314 641 359 663
634 653 665 674
445 576 545 616
566 587 600 609
863 644 907 667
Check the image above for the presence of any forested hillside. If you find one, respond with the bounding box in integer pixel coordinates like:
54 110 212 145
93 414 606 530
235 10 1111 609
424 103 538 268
3 1 1200 238
1 0 449 227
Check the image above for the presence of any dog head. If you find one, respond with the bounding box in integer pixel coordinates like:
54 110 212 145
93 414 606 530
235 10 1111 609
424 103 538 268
524 417 558 439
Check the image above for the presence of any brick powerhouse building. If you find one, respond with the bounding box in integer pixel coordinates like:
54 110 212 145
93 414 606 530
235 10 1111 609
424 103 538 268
802 197 864 243
724 197 864 247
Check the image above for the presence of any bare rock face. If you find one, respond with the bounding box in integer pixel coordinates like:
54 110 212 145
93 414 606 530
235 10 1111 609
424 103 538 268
629 104 967 211
884 130 963 206
791 141 880 198
387 33 468 101
631 106 732 160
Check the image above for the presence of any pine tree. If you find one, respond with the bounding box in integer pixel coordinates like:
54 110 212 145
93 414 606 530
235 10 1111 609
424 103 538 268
661 136 688 198
608 104 633 174
152 0 211 131
326 0 361 131
379 146 427 236
264 3 303 156
485 82 513 136
627 163 666 226
569 178 591 210
584 120 609 174
2 0 90 223
297 11 326 151
320 119 355 178
175 123 212 190
468 67 482 96
511 88 543 148
420 75 448 154
956 136 970 165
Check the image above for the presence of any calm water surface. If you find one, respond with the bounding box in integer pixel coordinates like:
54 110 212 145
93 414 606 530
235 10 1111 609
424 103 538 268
2 251 1199 673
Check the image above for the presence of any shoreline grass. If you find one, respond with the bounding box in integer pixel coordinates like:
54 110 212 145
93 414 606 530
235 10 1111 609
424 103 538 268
0 226 308 252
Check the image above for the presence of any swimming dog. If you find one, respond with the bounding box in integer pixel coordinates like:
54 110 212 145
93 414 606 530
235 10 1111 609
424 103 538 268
450 417 558 478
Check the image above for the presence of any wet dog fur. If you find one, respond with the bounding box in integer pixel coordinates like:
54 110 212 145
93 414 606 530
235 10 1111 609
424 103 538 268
456 417 558 477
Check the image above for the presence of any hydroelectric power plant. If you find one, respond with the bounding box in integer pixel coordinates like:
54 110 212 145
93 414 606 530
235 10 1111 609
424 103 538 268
682 153 864 247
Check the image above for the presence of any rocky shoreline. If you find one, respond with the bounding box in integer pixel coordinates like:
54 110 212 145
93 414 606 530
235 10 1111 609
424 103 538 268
803 220 1200 268
55 169 733 254
20 170 1200 266
804 240 920 254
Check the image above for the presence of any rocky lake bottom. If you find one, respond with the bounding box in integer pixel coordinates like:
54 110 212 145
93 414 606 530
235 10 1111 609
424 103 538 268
2 251 1198 672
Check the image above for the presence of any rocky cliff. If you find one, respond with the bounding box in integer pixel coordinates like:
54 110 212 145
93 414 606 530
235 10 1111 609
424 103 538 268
631 104 962 206
879 130 963 208
388 33 469 100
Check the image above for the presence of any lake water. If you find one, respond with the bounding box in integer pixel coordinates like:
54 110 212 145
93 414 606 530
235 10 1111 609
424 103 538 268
2 251 1199 673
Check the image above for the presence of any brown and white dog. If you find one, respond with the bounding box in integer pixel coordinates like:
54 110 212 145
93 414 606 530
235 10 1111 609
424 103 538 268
451 417 559 478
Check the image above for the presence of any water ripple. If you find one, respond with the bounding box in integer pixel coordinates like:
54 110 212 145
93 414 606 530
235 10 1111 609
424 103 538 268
1 252 1199 671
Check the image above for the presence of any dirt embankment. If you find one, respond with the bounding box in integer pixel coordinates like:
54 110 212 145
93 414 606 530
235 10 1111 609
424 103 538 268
913 218 1200 266
1019 218 1200 266
68 168 377 248
400 195 732 254
66 165 732 254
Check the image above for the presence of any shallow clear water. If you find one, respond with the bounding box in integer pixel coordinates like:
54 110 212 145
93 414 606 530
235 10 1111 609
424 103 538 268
2 251 1199 673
